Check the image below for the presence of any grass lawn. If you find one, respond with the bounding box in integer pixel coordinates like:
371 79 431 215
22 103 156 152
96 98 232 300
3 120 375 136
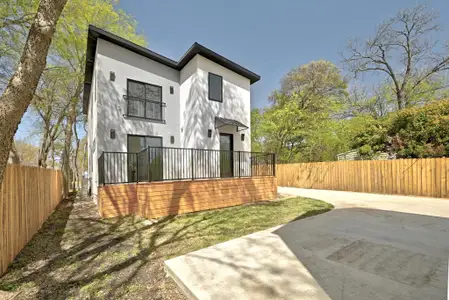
0 194 333 300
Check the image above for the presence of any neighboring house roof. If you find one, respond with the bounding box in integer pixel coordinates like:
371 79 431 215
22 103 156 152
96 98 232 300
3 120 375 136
83 25 261 114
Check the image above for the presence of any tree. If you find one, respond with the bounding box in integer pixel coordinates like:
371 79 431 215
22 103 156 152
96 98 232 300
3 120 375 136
48 0 146 196
0 0 40 85
0 0 68 184
9 141 21 164
260 60 348 162
351 99 449 158
33 67 71 167
10 139 39 165
344 5 449 109
345 83 393 119
271 60 347 112
250 108 263 152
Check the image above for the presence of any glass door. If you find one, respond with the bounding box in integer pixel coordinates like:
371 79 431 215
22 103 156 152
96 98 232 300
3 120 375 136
219 133 234 178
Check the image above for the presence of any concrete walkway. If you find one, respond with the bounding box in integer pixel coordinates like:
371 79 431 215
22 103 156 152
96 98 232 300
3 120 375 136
165 188 449 300
279 187 449 217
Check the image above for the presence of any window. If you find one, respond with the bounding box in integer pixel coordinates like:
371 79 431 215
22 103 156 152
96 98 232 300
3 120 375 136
128 135 163 182
127 135 162 152
208 73 222 102
127 79 163 120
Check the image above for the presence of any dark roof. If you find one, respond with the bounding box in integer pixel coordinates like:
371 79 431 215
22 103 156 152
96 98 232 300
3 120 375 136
83 25 260 114
215 117 248 131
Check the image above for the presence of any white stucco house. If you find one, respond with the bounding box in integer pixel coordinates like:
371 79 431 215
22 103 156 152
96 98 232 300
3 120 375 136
83 26 269 197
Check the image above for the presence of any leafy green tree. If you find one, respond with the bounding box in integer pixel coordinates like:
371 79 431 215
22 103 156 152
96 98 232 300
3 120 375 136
271 60 347 112
250 108 263 152
0 0 68 184
0 0 40 85
351 100 449 158
259 60 348 162
43 0 146 195
389 100 449 157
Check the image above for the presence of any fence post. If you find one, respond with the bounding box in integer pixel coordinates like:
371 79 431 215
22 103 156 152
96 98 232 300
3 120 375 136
272 153 276 176
238 151 241 178
191 149 194 180
136 153 139 183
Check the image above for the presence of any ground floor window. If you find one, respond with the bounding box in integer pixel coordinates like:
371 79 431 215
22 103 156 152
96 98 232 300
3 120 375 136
127 135 163 182
128 135 162 152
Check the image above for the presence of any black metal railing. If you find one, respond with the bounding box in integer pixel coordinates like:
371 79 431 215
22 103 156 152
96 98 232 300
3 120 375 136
124 95 166 123
98 147 275 185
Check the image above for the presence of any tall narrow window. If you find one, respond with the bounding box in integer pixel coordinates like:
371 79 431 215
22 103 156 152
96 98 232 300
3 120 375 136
208 73 223 102
127 79 163 120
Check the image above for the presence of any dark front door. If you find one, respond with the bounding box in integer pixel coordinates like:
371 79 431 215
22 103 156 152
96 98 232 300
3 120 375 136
219 133 234 178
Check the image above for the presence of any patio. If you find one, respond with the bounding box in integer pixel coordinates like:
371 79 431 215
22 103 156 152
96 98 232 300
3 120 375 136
165 188 449 300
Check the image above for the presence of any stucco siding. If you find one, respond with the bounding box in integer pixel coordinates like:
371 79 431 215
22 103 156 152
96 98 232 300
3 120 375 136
89 40 253 192
181 54 251 152
95 38 181 154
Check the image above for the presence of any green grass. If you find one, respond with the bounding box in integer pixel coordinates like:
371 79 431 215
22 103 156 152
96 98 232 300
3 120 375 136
0 195 333 300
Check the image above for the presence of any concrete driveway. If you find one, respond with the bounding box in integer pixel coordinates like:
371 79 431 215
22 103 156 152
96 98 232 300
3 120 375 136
165 188 449 300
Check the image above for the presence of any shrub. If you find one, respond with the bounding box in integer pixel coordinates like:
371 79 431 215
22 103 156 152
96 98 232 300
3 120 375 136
352 99 449 158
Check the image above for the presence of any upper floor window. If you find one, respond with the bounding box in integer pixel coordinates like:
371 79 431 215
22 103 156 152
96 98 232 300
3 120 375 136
127 79 164 121
208 73 223 102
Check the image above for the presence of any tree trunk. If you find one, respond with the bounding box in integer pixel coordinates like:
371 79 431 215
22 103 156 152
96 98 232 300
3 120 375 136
38 137 49 167
0 0 68 184
73 117 80 190
62 113 74 197
396 89 405 110
51 138 55 168
10 141 21 164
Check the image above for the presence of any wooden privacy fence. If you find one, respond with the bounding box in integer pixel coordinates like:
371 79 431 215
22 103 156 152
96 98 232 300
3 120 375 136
277 158 449 198
0 165 62 275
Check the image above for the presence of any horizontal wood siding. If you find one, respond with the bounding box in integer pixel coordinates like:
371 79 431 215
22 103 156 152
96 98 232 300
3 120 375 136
98 177 277 218
276 158 449 198
0 165 62 275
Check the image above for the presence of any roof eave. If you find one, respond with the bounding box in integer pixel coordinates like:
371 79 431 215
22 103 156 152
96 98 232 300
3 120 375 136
82 26 261 114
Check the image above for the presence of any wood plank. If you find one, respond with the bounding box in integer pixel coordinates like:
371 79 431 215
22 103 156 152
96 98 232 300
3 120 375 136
1 165 62 276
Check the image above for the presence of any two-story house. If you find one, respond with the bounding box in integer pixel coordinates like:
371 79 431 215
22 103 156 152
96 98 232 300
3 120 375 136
84 26 264 198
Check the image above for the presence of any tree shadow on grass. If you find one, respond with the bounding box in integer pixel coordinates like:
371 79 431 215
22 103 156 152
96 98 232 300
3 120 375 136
0 193 228 299
0 194 333 299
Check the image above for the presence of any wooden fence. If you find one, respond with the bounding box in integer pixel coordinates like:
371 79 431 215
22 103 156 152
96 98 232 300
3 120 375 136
0 165 62 275
277 158 449 198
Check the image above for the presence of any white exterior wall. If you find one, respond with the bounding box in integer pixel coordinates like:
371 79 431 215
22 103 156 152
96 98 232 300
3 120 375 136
89 40 252 193
95 39 181 152
87 44 99 197
93 39 180 187
180 55 251 177
180 54 251 151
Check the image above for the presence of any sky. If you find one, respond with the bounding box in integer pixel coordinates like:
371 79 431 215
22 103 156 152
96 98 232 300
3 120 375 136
15 0 449 141
117 0 449 108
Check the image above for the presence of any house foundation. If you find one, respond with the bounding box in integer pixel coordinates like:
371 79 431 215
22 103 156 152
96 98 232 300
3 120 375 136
98 176 277 218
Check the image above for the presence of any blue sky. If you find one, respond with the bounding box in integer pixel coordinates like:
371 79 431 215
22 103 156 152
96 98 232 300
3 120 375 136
117 0 449 108
15 0 449 141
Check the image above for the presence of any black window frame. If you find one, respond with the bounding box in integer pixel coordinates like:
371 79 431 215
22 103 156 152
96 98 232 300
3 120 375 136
126 79 164 121
208 72 223 102
127 134 163 152
127 134 163 182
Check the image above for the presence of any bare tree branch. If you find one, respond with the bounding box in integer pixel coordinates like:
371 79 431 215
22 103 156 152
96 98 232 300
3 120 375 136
343 4 449 109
